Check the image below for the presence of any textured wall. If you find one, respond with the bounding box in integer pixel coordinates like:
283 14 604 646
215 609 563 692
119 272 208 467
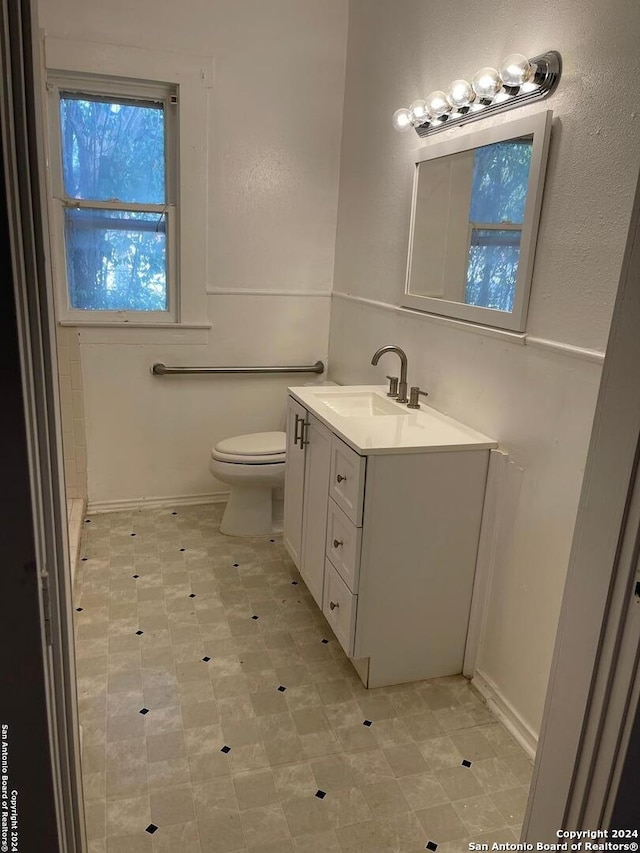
329 0 640 737
39 0 348 299
334 0 640 351
77 296 330 505
39 0 348 505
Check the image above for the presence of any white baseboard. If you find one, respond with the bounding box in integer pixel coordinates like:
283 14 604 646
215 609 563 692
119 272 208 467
472 669 538 759
87 491 229 514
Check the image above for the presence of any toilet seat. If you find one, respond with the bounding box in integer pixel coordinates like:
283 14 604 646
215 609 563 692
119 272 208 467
211 431 286 465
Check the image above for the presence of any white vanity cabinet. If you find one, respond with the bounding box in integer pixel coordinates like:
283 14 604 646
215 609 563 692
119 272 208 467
283 387 496 689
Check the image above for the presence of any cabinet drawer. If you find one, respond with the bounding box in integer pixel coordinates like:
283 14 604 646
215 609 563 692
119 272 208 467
326 498 362 592
329 436 366 525
323 560 357 657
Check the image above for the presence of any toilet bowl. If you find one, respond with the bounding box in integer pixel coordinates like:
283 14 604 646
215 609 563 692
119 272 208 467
210 431 286 537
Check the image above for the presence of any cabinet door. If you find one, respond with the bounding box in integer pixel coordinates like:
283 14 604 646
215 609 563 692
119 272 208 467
283 396 307 568
329 435 366 525
326 498 362 593
323 559 357 657
300 414 332 608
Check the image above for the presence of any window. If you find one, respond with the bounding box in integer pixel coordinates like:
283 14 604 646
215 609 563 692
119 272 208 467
464 139 533 313
48 78 178 322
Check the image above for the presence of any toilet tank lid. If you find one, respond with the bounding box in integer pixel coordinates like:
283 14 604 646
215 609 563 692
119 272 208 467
214 431 286 457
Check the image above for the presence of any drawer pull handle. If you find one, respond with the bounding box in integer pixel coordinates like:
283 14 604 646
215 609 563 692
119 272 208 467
336 474 347 483
333 539 343 548
329 601 339 611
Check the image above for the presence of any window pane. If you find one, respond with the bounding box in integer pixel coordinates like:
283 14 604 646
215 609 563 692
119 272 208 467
469 139 533 225
60 96 165 204
465 228 521 313
65 209 167 311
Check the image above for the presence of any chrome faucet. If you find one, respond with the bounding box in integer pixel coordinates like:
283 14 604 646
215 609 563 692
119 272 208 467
371 345 409 403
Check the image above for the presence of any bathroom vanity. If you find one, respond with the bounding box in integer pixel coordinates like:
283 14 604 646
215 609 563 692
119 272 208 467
283 385 497 688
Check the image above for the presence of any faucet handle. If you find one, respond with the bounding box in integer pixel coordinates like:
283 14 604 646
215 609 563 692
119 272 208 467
386 376 399 397
407 386 429 409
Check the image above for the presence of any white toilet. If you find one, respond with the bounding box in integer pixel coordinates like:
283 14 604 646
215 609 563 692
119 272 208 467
209 431 286 537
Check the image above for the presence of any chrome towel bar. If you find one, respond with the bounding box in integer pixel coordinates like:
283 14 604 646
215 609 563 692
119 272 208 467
151 360 324 376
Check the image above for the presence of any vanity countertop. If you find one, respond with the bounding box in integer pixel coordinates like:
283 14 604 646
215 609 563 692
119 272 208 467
288 385 497 456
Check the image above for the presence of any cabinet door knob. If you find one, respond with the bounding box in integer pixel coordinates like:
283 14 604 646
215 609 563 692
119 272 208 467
336 474 347 483
329 601 339 611
333 539 343 548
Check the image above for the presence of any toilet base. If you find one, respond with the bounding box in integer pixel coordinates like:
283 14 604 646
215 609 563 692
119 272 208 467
219 484 275 537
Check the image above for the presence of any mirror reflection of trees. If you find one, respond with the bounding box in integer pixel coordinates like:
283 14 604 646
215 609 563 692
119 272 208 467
60 96 167 311
465 139 532 312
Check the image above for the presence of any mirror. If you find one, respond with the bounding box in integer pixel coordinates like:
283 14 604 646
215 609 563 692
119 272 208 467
403 111 552 332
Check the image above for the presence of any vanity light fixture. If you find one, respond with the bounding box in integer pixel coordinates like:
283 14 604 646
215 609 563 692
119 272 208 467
393 50 561 138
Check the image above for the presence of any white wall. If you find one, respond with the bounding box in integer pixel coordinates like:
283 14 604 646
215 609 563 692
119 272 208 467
77 297 330 505
329 0 640 737
56 326 87 500
38 0 348 507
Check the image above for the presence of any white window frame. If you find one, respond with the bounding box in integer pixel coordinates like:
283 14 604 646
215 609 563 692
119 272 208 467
47 75 179 324
42 37 212 330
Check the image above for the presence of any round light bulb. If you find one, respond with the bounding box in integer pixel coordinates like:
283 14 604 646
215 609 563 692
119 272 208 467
447 79 475 109
499 53 533 87
472 67 502 100
426 90 451 119
392 108 413 132
409 99 429 125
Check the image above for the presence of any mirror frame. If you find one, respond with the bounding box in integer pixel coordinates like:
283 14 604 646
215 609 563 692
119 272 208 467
402 110 552 332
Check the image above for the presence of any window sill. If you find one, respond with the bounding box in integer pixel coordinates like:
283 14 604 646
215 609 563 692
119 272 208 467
58 320 211 330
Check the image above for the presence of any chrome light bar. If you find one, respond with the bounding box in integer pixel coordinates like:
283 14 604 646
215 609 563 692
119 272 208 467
392 51 561 140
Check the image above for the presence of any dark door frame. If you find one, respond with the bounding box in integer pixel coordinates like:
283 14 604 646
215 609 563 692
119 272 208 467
1 0 85 850
4 0 640 846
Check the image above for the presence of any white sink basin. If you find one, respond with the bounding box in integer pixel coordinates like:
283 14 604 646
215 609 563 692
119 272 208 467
288 385 498 455
314 391 404 417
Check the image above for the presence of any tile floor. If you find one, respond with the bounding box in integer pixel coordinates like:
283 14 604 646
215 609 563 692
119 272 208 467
74 504 534 853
